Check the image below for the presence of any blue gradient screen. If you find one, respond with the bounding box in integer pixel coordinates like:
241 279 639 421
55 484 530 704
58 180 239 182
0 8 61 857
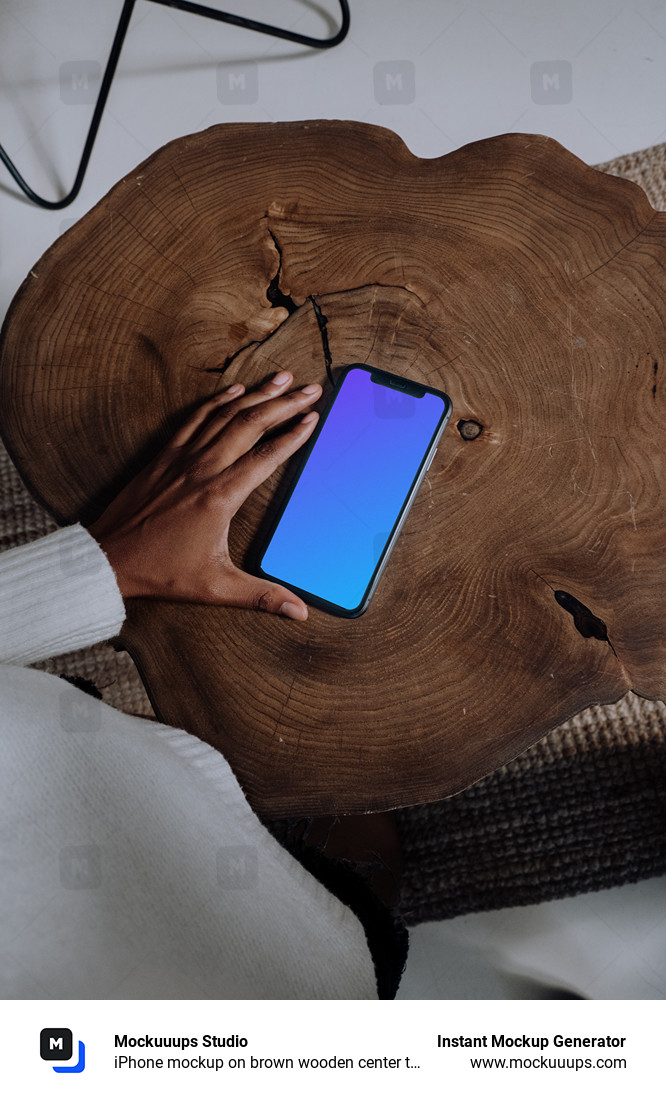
260 367 448 612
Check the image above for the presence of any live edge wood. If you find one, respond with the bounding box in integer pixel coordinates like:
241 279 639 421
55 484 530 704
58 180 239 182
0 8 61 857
2 122 666 816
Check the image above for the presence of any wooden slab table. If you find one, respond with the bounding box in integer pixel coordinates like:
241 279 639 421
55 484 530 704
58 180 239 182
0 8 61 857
2 121 666 818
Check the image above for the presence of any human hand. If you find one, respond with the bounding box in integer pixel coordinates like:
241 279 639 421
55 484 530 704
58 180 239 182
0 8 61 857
88 371 321 619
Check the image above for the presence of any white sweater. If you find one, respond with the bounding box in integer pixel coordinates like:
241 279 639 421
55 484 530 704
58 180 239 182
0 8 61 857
0 525 377 999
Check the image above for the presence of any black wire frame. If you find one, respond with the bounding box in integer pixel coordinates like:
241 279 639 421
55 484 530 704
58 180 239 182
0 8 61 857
0 0 350 210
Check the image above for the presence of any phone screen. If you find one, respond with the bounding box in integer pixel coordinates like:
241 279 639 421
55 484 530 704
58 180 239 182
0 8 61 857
258 365 451 615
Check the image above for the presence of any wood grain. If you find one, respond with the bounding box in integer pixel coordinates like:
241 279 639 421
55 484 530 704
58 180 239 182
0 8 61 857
2 121 665 816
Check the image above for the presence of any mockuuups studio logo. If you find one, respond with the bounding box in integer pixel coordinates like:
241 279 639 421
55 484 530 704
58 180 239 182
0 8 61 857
59 61 102 105
217 845 258 889
373 387 415 418
59 685 102 734
59 844 102 890
40 1028 86 1074
374 61 416 105
217 62 258 104
530 61 572 104
59 535 105 578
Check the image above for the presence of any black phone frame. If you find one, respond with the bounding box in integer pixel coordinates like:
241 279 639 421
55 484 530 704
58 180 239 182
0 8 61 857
255 362 452 618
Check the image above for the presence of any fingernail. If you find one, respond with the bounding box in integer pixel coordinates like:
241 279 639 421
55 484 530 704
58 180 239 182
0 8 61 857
225 383 243 396
301 411 319 425
301 383 321 394
272 370 291 385
279 601 307 620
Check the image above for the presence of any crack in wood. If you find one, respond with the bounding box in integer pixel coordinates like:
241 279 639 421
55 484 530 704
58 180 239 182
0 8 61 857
309 295 334 385
553 589 618 659
204 340 261 374
266 228 298 315
574 212 658 282
530 569 619 660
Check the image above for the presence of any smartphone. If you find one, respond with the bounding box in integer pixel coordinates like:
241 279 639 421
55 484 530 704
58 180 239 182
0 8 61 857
256 364 452 617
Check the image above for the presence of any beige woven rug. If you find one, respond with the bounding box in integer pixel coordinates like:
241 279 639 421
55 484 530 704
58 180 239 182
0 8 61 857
1 139 665 921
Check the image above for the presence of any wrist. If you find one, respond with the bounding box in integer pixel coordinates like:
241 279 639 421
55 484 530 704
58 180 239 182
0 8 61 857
88 526 144 599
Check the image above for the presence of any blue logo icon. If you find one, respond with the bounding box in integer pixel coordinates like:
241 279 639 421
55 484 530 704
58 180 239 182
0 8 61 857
40 1029 86 1073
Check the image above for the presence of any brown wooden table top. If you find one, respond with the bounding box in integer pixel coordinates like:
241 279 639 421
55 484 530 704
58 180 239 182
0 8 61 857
2 121 665 817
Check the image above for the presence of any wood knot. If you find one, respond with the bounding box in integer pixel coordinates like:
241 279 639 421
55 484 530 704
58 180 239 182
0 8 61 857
457 419 483 441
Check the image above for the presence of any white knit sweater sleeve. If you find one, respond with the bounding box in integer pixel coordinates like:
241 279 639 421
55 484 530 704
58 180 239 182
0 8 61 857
0 525 126 665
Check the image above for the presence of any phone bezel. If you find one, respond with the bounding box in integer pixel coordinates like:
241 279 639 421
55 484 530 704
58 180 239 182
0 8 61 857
254 363 452 617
